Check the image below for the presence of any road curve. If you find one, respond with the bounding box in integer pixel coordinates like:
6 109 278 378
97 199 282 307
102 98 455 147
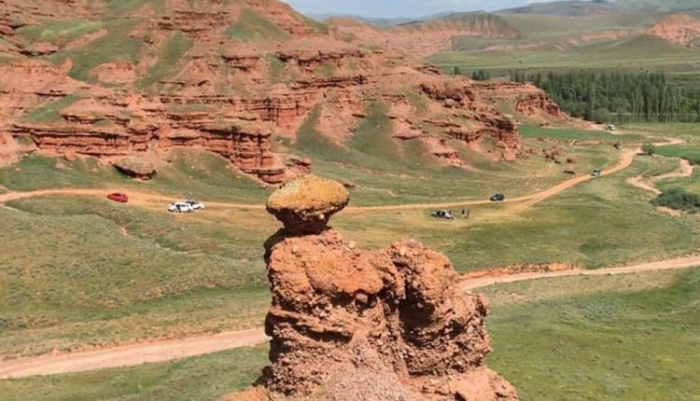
0 148 640 213
1 255 698 380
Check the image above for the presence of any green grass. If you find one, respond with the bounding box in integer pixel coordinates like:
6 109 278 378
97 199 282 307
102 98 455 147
293 105 619 206
0 347 267 401
104 0 163 13
0 196 271 358
0 150 271 203
48 19 144 83
2 270 696 401
15 20 104 46
334 152 698 270
519 125 645 142
434 33 700 85
485 268 700 401
139 31 193 89
19 95 80 124
623 123 700 143
224 9 290 43
498 13 660 40
265 53 287 84
656 144 700 164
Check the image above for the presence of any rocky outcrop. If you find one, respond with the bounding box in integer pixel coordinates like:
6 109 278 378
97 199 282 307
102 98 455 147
259 175 518 400
474 82 565 120
648 13 700 47
113 156 157 180
0 0 566 182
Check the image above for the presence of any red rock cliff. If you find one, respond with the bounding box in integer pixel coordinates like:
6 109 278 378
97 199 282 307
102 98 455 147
0 0 565 182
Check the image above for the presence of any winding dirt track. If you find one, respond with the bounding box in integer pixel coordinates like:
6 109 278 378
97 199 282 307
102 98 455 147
0 148 641 212
0 256 698 380
0 135 693 379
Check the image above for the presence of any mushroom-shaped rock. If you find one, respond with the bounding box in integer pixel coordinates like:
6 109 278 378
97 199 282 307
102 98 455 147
266 175 349 235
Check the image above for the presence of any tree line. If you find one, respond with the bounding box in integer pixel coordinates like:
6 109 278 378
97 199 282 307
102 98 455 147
510 71 700 123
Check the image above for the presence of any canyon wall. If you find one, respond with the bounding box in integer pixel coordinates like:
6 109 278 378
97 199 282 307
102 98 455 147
0 0 567 183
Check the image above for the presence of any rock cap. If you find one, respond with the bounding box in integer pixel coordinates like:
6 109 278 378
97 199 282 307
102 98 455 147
266 174 349 235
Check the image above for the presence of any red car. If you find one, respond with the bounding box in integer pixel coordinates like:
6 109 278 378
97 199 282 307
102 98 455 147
107 193 128 203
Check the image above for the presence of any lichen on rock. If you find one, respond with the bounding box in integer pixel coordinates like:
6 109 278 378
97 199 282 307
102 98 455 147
266 174 349 235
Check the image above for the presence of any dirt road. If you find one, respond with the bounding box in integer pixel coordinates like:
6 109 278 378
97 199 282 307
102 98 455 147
626 158 695 196
0 148 640 213
459 254 700 290
0 329 267 380
1 255 698 380
0 188 267 210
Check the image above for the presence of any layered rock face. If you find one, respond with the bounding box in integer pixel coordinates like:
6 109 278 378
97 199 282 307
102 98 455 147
648 13 700 47
261 175 518 400
0 0 566 183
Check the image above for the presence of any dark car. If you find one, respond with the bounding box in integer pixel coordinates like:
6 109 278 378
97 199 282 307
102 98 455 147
490 194 505 202
431 210 455 220
107 193 128 203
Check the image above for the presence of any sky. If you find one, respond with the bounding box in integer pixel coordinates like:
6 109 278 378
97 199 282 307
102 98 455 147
282 0 568 18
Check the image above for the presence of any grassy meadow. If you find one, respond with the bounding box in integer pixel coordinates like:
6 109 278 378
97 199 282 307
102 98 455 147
1 268 697 401
484 268 700 401
3 122 698 358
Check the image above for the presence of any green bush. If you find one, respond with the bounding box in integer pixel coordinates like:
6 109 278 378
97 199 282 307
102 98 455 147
642 142 657 155
652 188 700 212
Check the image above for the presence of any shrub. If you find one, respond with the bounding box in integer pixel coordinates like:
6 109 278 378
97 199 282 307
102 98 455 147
652 188 700 212
642 142 657 156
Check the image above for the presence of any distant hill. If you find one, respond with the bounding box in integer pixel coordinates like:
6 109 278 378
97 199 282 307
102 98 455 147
615 0 700 12
309 12 454 27
501 0 621 16
328 12 520 57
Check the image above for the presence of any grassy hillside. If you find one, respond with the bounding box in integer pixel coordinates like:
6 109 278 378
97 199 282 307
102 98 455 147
616 0 700 11
501 0 622 16
437 32 700 86
224 8 290 42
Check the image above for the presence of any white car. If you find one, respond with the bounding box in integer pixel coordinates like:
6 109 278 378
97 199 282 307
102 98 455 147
168 202 194 213
183 200 205 210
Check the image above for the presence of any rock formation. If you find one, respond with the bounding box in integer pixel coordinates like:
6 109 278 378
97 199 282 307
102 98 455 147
113 156 157 180
0 0 567 183
648 13 700 48
258 175 518 400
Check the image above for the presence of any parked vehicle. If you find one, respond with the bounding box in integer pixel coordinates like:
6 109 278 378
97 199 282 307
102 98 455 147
107 193 128 203
490 194 506 202
592 169 602 177
431 210 455 220
183 200 205 210
168 202 194 213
